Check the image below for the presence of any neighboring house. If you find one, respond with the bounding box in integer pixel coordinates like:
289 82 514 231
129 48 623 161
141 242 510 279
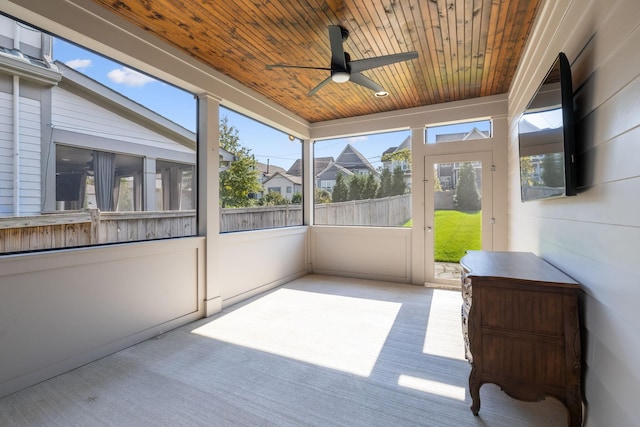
333 144 377 176
381 136 411 188
313 145 375 192
286 156 333 178
315 163 354 192
434 128 488 190
255 161 286 183
434 126 490 143
0 16 232 215
262 172 302 201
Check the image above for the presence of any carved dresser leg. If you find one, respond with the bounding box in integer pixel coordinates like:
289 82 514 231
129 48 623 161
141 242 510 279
566 386 583 427
469 367 481 415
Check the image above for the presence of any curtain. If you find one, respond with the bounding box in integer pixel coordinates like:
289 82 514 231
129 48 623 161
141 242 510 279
133 171 143 211
93 151 116 211
160 166 182 210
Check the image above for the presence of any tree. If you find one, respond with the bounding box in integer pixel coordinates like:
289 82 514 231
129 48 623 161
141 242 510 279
391 166 407 196
291 192 302 204
519 157 535 186
260 191 288 206
541 153 564 187
332 172 349 202
348 174 366 200
381 148 411 166
377 168 392 198
363 173 378 199
218 116 262 208
453 162 481 211
314 188 332 204
433 168 443 192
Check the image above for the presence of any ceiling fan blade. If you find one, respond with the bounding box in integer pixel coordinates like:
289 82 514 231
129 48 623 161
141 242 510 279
266 64 331 71
307 76 333 96
328 25 347 70
349 51 419 74
349 73 385 94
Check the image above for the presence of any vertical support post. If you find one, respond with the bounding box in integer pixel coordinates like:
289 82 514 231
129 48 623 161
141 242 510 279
198 93 222 316
410 126 426 284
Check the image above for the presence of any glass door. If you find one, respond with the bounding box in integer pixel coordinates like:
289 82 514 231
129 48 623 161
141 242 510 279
424 152 493 286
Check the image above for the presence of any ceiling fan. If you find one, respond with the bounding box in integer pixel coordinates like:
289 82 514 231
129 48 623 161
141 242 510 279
266 25 418 97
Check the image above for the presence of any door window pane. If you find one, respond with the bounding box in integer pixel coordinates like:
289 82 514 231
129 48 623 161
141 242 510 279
433 161 482 281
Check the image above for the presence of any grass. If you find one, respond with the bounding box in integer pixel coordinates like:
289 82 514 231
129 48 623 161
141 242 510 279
434 210 481 262
402 210 481 262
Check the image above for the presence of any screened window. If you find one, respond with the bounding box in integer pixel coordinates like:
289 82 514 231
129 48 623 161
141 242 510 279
314 130 412 227
219 107 302 232
425 119 492 144
0 15 197 254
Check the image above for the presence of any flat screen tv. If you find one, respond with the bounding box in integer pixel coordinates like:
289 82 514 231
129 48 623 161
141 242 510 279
518 52 576 202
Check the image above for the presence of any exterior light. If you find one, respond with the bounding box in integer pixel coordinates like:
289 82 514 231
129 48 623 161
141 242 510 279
374 91 389 97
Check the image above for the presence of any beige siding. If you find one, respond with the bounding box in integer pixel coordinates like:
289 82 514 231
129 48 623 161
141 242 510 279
508 0 640 425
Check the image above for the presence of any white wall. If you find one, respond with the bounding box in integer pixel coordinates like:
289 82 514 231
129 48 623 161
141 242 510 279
311 226 412 282
0 238 206 398
219 227 308 307
508 0 640 425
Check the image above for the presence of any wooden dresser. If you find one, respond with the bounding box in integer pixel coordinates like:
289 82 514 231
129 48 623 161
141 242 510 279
460 251 582 426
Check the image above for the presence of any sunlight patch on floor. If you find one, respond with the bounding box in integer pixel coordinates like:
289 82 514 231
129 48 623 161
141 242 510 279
397 374 466 400
423 289 466 360
192 288 401 377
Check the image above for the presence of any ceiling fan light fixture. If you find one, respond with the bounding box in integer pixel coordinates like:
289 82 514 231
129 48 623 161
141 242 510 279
331 71 350 83
374 91 389 98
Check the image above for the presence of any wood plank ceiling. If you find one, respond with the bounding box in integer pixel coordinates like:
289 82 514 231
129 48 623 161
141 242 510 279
92 0 541 123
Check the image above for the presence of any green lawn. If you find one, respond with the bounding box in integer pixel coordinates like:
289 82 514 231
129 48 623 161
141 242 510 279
434 210 481 262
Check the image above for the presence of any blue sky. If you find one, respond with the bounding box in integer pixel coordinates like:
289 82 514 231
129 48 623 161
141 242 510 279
52 38 488 172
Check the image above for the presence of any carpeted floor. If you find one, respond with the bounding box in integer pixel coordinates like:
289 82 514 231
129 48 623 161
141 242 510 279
0 275 569 426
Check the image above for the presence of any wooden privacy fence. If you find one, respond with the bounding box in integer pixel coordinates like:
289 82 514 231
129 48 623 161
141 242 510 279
0 209 196 253
0 195 412 252
220 204 302 232
313 194 412 227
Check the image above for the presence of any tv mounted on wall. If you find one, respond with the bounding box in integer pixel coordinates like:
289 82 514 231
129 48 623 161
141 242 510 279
518 52 577 202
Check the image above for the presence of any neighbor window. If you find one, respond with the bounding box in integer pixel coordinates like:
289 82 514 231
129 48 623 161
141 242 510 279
0 15 197 254
425 119 492 144
219 107 302 233
313 130 412 227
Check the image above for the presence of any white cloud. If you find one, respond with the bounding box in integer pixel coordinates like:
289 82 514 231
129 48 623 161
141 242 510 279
107 67 155 87
65 58 92 70
347 135 367 143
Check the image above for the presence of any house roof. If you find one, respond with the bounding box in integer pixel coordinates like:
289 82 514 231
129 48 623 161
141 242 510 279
255 161 287 176
335 144 375 172
434 127 490 143
262 172 303 186
316 162 354 180
286 157 334 177
383 136 411 158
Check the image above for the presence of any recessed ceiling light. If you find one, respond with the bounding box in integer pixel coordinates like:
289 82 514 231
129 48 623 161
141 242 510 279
374 91 388 98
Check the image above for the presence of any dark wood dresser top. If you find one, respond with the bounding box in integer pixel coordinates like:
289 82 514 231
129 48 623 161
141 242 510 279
460 251 578 287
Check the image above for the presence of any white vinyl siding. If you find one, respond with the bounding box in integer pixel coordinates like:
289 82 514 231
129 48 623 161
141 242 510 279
18 97 41 214
51 87 193 154
0 92 41 215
